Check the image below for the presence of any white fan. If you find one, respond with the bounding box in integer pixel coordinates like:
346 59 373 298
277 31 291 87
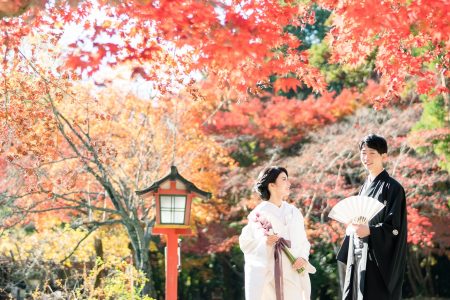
328 196 385 224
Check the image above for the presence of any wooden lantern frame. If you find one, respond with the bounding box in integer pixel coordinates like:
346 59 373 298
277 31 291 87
136 165 211 229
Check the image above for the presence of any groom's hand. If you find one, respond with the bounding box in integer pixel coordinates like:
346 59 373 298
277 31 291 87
353 224 370 238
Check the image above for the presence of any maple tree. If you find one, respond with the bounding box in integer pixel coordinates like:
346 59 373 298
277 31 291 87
316 0 449 105
1 0 327 103
2 0 447 102
2 1 447 165
0 49 235 295
204 80 385 159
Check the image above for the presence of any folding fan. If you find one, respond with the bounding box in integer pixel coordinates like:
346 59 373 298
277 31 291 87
328 196 385 224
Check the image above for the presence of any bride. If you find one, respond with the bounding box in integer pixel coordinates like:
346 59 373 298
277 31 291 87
239 166 315 300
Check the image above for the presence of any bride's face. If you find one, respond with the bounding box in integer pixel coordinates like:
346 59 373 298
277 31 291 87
270 172 291 198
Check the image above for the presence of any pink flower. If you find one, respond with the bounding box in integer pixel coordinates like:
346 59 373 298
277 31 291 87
252 212 273 236
251 212 305 274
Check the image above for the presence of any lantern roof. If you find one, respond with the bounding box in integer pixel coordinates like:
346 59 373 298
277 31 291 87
136 165 211 199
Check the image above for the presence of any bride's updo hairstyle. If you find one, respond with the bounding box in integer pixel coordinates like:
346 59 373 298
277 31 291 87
254 166 288 201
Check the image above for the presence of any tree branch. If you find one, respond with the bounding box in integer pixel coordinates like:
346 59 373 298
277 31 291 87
60 226 99 264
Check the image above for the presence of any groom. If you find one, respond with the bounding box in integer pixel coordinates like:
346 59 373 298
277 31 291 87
337 134 407 300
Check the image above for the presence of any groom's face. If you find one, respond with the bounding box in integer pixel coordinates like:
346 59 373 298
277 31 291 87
360 145 385 173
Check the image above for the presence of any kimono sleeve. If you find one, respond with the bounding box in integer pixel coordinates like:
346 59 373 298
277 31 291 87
289 207 310 261
368 183 407 292
239 216 267 255
336 235 350 264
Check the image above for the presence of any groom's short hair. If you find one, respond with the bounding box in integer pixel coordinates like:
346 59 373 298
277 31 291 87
359 134 388 155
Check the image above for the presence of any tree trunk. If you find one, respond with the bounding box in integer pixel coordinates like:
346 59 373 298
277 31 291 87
408 246 425 295
125 223 156 297
94 238 105 289
406 245 436 297
424 254 435 296
406 257 418 296
139 246 155 297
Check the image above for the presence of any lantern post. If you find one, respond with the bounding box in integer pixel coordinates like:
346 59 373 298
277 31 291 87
136 166 211 300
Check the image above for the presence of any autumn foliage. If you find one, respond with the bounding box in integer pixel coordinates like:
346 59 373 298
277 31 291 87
317 0 449 104
1 0 449 298
205 80 386 148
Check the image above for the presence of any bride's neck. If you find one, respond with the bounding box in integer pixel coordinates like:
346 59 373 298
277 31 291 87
269 195 283 207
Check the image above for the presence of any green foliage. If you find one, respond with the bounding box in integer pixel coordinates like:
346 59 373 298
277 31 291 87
230 140 261 167
285 6 331 51
414 96 447 128
148 238 165 300
308 42 377 94
412 95 450 173
310 244 341 300
285 5 376 95
73 258 154 300
273 5 377 100
178 247 244 299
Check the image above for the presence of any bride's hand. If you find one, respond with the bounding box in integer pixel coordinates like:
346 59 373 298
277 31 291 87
266 234 280 246
292 257 307 270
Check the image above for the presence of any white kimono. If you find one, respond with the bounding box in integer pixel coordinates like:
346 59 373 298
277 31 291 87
239 201 315 300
